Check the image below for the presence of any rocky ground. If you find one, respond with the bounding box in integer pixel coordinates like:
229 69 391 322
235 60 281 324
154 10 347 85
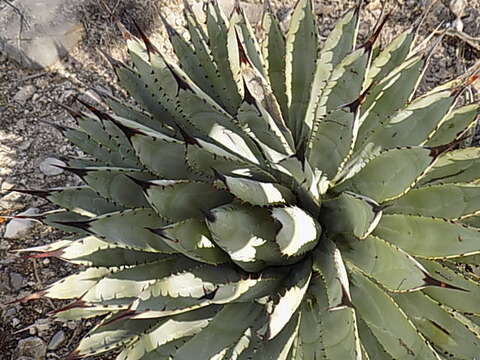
0 0 479 359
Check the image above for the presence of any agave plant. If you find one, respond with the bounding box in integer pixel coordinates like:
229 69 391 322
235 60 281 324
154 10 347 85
11 0 480 358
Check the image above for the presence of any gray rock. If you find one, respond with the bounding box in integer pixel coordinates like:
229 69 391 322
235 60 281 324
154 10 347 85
17 357 35 360
16 337 47 360
47 330 66 350
13 85 36 104
9 272 26 291
3 207 39 239
39 157 65 176
0 0 84 69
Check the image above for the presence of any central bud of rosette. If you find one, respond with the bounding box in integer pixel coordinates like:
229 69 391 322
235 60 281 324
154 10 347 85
143 174 322 273
205 202 322 272
319 191 385 243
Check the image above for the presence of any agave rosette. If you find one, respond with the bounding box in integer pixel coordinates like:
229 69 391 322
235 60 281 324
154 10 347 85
14 0 480 359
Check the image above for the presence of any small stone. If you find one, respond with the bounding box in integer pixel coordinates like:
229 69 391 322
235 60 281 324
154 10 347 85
47 330 66 350
17 119 27 130
0 240 11 250
13 85 36 104
0 180 15 191
453 18 464 32
2 306 17 320
18 140 32 151
3 208 39 239
9 272 26 291
65 321 77 330
30 318 51 337
473 265 480 277
12 317 21 327
39 157 66 176
42 258 50 265
16 337 47 360
449 0 465 18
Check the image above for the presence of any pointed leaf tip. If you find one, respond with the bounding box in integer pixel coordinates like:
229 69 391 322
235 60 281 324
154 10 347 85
53 219 92 232
427 134 470 158
176 124 199 145
115 21 133 40
37 118 71 133
10 188 50 197
342 79 377 114
23 249 65 259
49 299 90 315
211 167 226 183
75 97 107 118
125 174 151 191
56 165 88 179
8 291 46 305
131 18 160 58
159 12 178 38
65 350 81 360
423 273 469 292
97 48 124 69
100 309 136 327
145 226 176 242
362 10 391 53
200 208 216 222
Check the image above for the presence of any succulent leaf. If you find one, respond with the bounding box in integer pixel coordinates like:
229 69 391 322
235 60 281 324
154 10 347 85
285 0 318 143
174 303 263 360
375 214 480 258
63 208 173 252
385 183 480 219
394 291 480 358
336 146 436 201
350 269 441 359
342 235 429 292
140 179 233 222
150 218 229 265
205 0 243 113
218 174 296 206
356 55 425 147
419 259 480 314
426 104 480 147
419 147 480 186
117 306 218 360
261 258 312 340
261 4 289 123
365 29 414 87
